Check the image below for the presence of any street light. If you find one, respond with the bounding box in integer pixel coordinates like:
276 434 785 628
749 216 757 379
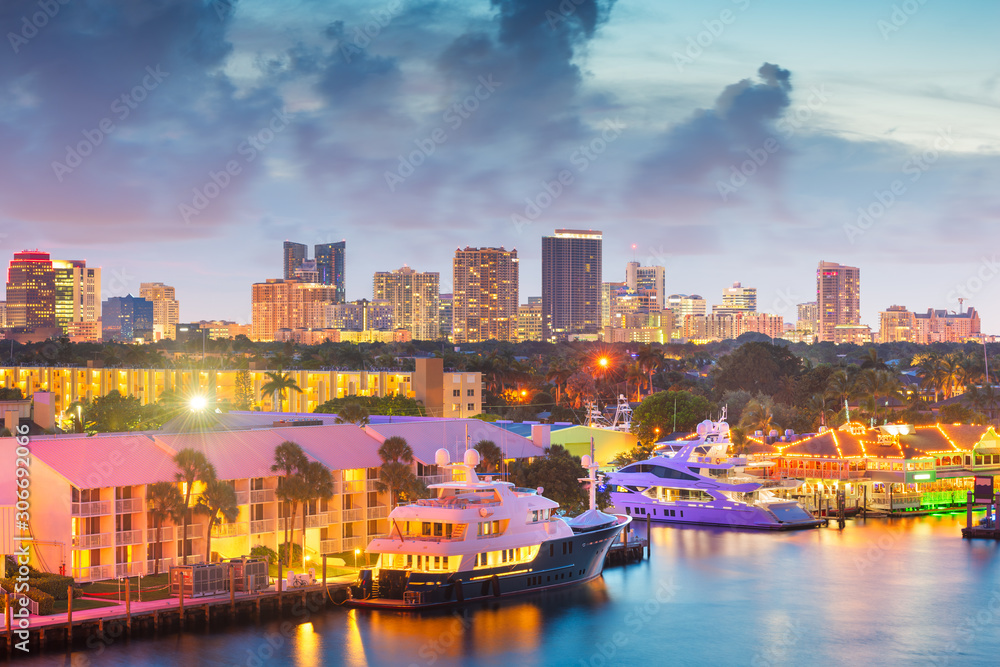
354 548 361 569
189 395 208 412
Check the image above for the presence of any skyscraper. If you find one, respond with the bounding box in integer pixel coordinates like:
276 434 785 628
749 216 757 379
139 282 179 341
541 229 602 341
6 250 56 330
713 282 757 315
452 247 519 343
315 241 346 304
373 266 440 341
102 294 154 342
625 261 665 309
52 260 101 336
816 261 860 343
251 279 339 341
283 241 308 280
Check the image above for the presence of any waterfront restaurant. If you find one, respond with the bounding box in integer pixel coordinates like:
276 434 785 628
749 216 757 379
0 418 541 583
751 423 1000 513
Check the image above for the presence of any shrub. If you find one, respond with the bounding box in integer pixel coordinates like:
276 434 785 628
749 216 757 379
278 542 303 565
28 574 80 600
250 545 277 565
0 581 55 615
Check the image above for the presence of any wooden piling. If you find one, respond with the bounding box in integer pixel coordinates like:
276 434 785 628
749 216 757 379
125 578 132 635
322 556 327 595
646 515 651 559
230 567 236 617
6 592 11 652
278 561 283 615
67 586 73 644
179 575 185 629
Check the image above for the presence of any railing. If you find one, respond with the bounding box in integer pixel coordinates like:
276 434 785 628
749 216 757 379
330 481 342 495
175 523 205 540
115 498 144 514
211 522 248 538
251 489 275 504
367 479 382 492
418 474 449 486
342 536 367 550
73 533 113 549
116 529 143 546
1 586 39 615
367 506 389 520
869 492 923 510
181 554 205 565
251 519 275 534
343 480 365 493
115 562 145 578
342 508 365 522
72 500 112 517
320 538 342 554
235 491 249 505
72 565 113 582
305 512 336 529
146 557 173 574
147 526 175 543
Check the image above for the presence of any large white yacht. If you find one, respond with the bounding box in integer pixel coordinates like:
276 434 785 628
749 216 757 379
606 415 822 531
348 448 630 609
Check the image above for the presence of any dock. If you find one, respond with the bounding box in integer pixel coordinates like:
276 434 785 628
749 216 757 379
604 515 650 566
0 577 353 657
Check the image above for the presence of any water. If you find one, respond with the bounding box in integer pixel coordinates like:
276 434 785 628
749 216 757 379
25 513 1000 666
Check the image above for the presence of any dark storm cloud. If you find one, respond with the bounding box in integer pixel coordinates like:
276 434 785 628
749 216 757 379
0 0 284 238
635 63 793 206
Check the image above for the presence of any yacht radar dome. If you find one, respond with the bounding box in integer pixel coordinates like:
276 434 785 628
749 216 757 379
435 448 451 467
464 449 480 467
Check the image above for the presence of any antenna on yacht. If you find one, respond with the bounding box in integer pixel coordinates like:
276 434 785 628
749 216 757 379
580 451 599 512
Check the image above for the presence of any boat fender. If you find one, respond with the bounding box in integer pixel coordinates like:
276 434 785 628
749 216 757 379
491 574 501 598
455 580 464 603
479 508 490 518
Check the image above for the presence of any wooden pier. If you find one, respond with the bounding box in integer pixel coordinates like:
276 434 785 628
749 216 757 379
0 578 352 658
605 516 650 566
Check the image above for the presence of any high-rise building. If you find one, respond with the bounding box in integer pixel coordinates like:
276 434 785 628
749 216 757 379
438 293 453 341
52 259 101 339
283 241 308 280
625 261 665 308
542 229 602 341
139 282 179 341
516 297 544 342
816 261 860 343
6 250 56 330
251 279 339 341
315 241 346 304
713 282 757 315
102 294 154 342
373 266 440 341
914 307 981 344
326 299 393 332
293 259 320 284
797 302 818 333
452 247 519 343
878 305 916 343
601 281 626 329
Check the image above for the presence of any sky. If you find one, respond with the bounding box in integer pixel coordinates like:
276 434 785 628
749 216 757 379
2 0 998 331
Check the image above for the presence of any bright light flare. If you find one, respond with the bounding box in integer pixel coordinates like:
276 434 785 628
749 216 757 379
189 395 208 411
598 357 609 368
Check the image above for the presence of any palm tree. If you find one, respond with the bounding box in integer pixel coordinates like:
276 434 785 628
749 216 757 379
277 474 307 567
173 449 217 565
271 441 308 553
855 368 901 425
376 436 415 509
545 359 574 406
196 479 239 564
624 362 646 402
740 397 776 435
917 354 947 403
260 371 302 412
825 369 853 412
474 439 503 474
295 461 334 566
636 346 664 396
334 401 370 426
147 481 183 575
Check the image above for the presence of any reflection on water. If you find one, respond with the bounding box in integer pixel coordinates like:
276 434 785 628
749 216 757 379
24 513 1000 666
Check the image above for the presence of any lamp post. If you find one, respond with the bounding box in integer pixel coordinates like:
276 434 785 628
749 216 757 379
354 548 360 569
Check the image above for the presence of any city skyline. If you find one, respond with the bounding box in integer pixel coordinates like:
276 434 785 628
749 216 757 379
2 0 997 331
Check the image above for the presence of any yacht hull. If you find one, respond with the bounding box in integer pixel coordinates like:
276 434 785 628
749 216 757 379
347 516 630 610
611 496 823 531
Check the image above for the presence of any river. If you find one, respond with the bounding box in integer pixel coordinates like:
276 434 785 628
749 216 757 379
24 512 1000 666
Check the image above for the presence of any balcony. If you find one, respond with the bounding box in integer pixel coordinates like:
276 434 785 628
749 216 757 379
72 565 113 583
212 522 248 538
72 500 112 517
115 562 145 578
145 557 173 574
320 538 342 554
73 533 113 549
342 535 367 551
115 498 144 514
235 491 249 505
147 526 175 543
251 519 275 534
116 529 143 546
367 506 388 520
366 479 382 493
175 523 204 540
343 480 365 493
342 508 364 523
251 488 275 504
418 474 449 486
305 512 336 529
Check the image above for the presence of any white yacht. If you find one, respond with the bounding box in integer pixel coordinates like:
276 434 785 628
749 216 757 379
348 449 630 609
606 415 822 531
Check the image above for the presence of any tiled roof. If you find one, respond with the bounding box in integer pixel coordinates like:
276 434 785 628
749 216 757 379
365 419 543 464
